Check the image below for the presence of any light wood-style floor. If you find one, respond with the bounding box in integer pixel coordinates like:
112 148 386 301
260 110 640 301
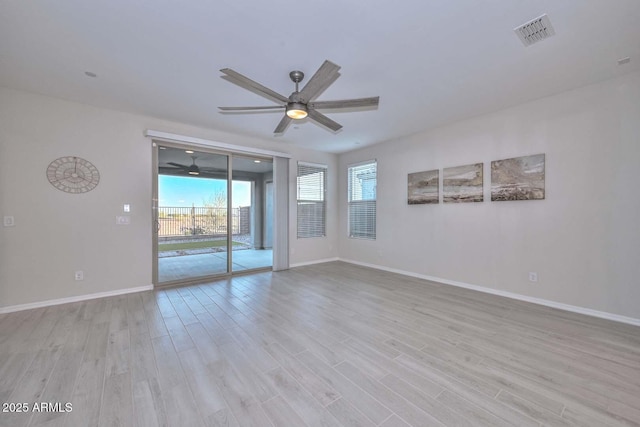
1 261 639 427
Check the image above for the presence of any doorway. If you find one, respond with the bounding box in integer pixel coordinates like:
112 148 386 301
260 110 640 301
153 143 273 286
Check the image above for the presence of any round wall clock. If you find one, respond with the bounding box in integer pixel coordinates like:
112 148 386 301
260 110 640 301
46 156 100 194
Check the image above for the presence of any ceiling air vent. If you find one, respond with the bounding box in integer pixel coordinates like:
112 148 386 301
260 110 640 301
514 14 555 47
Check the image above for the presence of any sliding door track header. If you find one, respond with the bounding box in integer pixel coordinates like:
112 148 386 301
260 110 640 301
145 130 291 159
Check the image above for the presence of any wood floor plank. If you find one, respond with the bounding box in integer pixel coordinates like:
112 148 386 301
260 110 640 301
144 307 169 339
218 340 278 403
178 346 213 379
608 401 640 425
264 342 340 407
262 395 309 427
325 397 376 427
132 379 164 427
29 349 84 426
99 372 133 427
378 372 476 426
264 367 341 427
162 381 204 427
130 332 158 383
0 351 36 402
296 351 392 425
495 390 573 427
83 321 110 362
17 313 54 350
435 390 517 427
183 370 228 421
184 322 223 364
168 295 199 326
331 340 390 380
67 357 106 427
105 329 130 377
155 294 178 319
224 325 279 373
163 315 195 353
204 408 239 427
209 359 272 427
126 294 149 337
151 335 185 391
2 347 62 427
108 297 129 333
388 351 541 426
379 415 412 427
332 360 444 427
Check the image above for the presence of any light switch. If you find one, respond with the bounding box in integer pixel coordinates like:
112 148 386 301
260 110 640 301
3 216 15 227
123 204 130 212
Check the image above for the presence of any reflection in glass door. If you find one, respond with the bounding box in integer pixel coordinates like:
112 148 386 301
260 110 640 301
154 145 229 284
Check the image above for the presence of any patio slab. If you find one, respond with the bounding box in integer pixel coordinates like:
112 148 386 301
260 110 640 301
158 248 272 283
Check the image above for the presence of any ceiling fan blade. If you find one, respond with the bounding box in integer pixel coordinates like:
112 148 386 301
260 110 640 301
307 109 342 132
220 69 289 104
305 72 340 102
298 60 341 103
167 162 189 169
274 115 292 134
218 106 285 111
309 96 379 110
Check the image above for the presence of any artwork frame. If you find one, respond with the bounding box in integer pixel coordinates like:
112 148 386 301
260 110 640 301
443 163 483 203
407 169 439 204
491 153 545 201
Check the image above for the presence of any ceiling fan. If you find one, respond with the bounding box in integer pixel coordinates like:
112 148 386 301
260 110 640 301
165 156 206 176
218 60 379 134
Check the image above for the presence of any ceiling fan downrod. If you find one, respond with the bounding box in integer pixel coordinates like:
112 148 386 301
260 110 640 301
289 70 304 92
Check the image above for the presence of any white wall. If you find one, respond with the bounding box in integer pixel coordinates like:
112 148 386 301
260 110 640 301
0 87 338 309
338 71 640 320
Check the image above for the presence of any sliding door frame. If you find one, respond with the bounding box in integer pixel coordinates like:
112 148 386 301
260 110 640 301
152 140 234 286
152 138 283 287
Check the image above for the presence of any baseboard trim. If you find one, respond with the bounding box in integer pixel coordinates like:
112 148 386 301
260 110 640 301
290 257 340 268
336 258 640 327
0 285 154 314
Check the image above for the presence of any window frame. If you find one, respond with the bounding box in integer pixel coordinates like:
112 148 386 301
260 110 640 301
296 161 328 239
347 159 377 240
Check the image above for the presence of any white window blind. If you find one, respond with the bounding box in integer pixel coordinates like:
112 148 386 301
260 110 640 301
348 160 377 239
297 162 327 238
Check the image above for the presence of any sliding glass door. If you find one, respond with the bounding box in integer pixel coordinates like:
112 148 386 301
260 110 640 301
231 156 274 273
152 142 273 286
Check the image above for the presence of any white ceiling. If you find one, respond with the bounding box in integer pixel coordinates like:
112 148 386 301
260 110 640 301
1 1 639 153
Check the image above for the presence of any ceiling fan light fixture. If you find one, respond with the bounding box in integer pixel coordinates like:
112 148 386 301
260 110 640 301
286 102 308 119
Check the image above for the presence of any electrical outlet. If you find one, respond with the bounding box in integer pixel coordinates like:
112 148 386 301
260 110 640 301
123 204 130 213
529 272 538 282
116 216 131 225
75 271 84 281
3 216 15 227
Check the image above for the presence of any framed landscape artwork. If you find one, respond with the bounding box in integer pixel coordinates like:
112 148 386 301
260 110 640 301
408 169 439 204
491 154 545 201
443 163 483 203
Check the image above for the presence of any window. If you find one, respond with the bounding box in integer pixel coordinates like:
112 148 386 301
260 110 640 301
297 162 327 238
348 160 377 239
